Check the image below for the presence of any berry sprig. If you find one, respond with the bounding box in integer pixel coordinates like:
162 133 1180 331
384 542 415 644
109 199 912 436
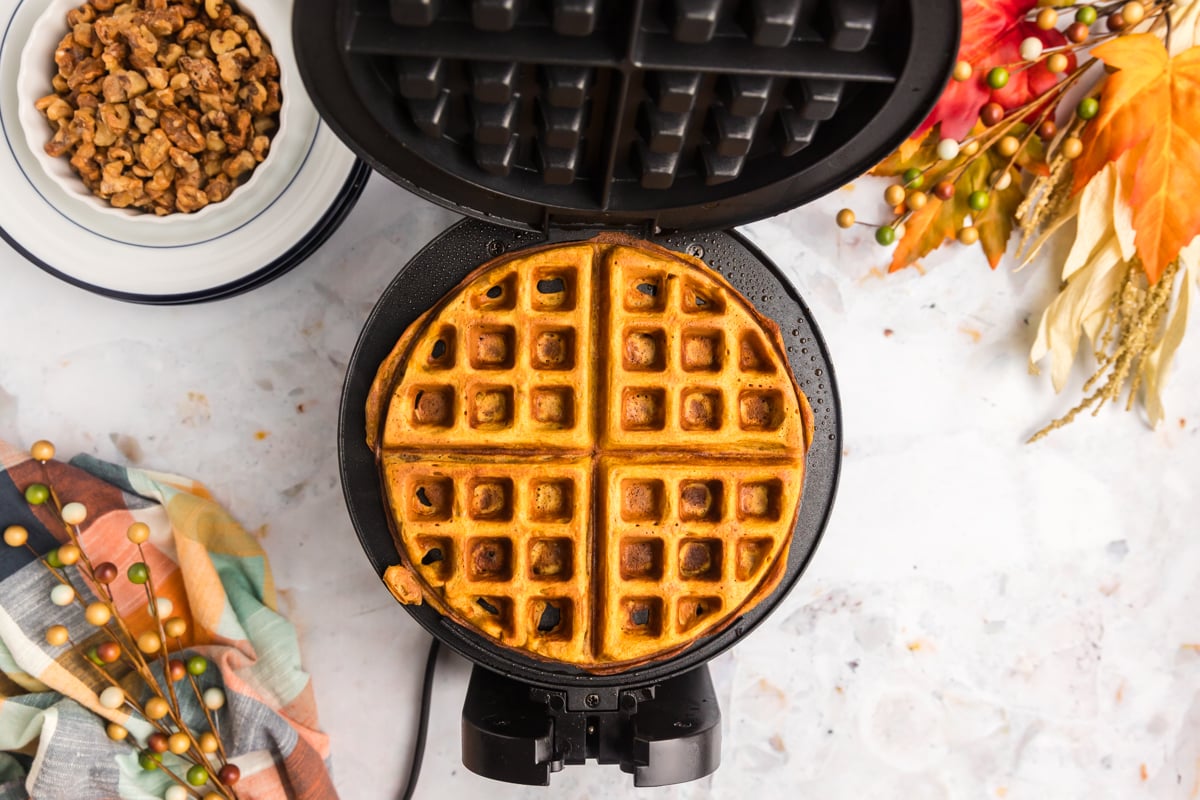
839 0 1170 254
2 440 240 800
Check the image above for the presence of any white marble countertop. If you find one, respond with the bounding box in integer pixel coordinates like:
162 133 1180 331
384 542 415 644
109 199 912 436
2 175 1198 800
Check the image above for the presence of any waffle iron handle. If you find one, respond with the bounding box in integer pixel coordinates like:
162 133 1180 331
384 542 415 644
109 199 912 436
460 664 721 787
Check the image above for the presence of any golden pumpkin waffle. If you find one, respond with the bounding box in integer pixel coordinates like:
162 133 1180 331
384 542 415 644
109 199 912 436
367 235 814 672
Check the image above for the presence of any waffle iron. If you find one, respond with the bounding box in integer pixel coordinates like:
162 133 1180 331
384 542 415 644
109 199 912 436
304 0 960 787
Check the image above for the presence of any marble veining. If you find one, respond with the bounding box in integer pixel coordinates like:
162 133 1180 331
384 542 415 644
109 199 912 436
1 176 1198 799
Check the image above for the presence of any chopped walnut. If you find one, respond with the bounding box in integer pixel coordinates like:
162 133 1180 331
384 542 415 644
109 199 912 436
209 29 240 54
99 160 141 197
243 53 277 82
160 42 184 68
204 172 232 202
239 80 265 113
66 57 104 90
249 133 268 161
179 55 219 92
93 119 117 147
216 48 247 83
175 183 208 212
146 161 175 193
143 65 168 89
67 4 97 25
223 108 250 151
160 108 204 152
69 141 100 182
101 70 148 102
138 128 170 169
36 0 280 214
99 102 130 133
222 149 253 178
201 150 223 177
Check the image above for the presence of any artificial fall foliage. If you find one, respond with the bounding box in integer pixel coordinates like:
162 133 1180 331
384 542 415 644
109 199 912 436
912 0 1072 142
847 0 1200 437
874 125 1042 270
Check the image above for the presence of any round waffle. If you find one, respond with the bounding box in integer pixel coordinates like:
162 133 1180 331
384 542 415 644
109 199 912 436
366 235 813 672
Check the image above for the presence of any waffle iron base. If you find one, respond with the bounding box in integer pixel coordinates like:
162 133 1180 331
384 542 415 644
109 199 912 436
338 217 842 690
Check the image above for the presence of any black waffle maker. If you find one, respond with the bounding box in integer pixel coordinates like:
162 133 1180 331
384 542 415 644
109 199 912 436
302 0 959 787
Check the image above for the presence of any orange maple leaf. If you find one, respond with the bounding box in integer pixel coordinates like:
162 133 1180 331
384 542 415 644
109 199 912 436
1073 35 1200 283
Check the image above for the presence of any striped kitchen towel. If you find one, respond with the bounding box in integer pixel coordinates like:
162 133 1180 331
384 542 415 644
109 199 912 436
0 438 337 799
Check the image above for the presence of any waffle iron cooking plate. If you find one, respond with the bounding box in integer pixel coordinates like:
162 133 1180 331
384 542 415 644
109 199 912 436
296 0 959 232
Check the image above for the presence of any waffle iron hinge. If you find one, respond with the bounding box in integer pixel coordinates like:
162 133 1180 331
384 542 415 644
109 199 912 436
460 664 721 787
540 209 662 240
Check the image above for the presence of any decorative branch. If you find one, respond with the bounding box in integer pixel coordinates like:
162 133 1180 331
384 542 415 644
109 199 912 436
3 440 241 800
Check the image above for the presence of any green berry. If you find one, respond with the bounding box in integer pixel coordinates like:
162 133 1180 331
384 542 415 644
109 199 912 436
186 655 208 676
987 67 1010 90
24 484 49 505
45 548 64 568
186 765 209 786
86 646 104 666
138 751 161 771
875 226 897 246
901 168 925 189
1077 97 1099 120
968 191 991 212
1076 6 1097 25
127 562 149 585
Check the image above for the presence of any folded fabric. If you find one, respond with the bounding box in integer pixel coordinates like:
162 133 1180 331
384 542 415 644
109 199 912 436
0 438 337 800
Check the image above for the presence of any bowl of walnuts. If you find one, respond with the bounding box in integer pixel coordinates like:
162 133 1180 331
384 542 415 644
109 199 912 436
18 0 292 222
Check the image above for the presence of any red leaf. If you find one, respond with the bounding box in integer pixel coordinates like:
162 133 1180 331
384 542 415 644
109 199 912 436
914 0 1073 141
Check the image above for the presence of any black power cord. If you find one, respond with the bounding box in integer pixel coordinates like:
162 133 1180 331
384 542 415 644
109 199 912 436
399 638 441 800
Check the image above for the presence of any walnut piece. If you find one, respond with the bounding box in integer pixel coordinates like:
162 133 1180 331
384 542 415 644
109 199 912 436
36 0 280 215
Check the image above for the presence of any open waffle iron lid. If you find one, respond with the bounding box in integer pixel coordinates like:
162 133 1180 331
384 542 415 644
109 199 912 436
293 0 961 233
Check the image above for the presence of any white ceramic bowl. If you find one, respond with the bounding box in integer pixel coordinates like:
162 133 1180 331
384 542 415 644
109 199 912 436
16 0 299 228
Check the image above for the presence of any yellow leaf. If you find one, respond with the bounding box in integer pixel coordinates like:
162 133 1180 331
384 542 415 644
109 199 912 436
896 135 922 165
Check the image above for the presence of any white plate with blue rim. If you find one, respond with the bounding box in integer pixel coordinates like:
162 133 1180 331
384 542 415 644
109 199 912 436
0 0 369 303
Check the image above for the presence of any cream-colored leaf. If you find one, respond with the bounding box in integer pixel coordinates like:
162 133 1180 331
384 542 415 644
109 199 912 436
1030 236 1126 391
1169 0 1200 56
1183 235 1200 273
1141 263 1191 425
1018 195 1080 270
1063 164 1117 280
1081 240 1127 347
1112 168 1137 262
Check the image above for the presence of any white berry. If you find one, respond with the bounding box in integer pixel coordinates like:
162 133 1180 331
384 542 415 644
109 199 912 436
936 138 961 161
50 584 75 606
149 597 173 618
1019 37 1044 61
203 687 226 710
60 502 86 525
99 686 124 709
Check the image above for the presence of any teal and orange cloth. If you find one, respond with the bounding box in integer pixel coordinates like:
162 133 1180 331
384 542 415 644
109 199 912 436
0 439 337 799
